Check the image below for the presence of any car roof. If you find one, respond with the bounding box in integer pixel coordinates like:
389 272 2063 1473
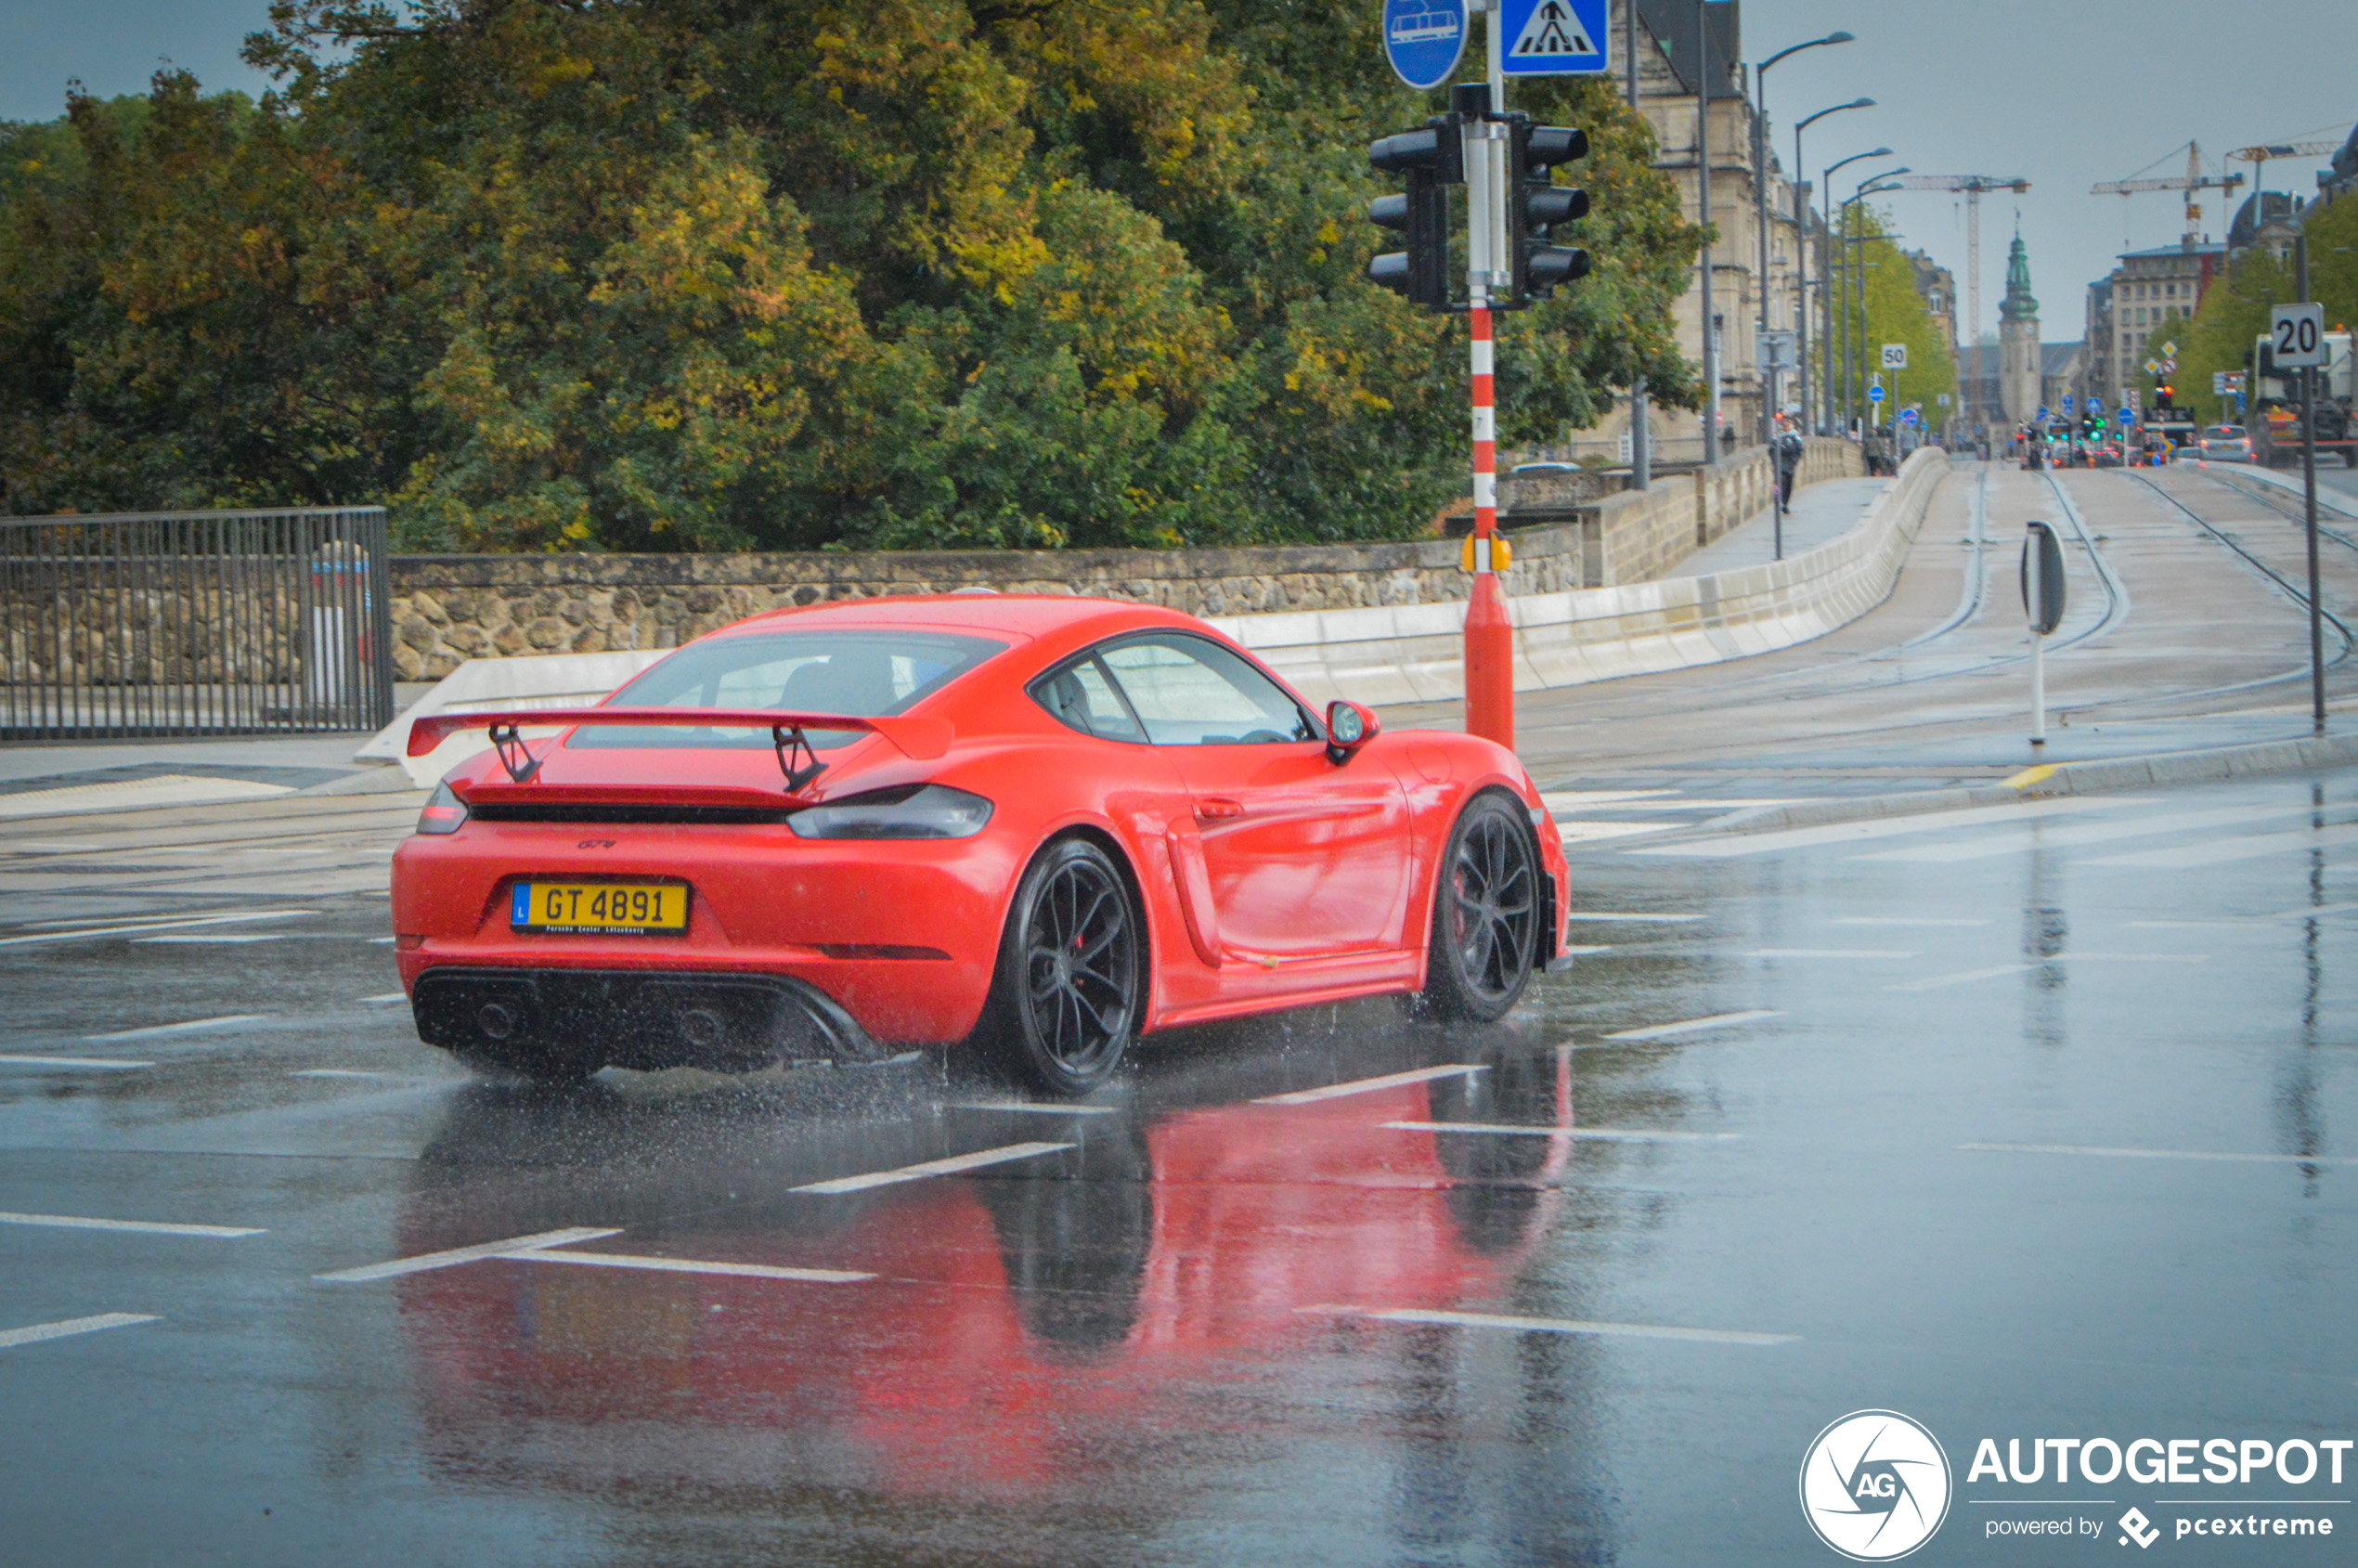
724 593 1201 643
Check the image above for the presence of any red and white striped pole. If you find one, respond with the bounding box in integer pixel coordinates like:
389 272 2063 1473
1465 305 1513 749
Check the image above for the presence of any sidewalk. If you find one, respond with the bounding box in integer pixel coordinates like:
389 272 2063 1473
1678 475 1889 576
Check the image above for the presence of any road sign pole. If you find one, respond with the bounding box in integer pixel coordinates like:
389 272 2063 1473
2298 236 2325 732
1462 14 1513 751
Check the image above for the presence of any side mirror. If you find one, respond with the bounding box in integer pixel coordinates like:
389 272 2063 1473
1325 700 1380 764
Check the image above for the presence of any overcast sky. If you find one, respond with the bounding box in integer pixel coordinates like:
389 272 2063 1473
5 0 2352 348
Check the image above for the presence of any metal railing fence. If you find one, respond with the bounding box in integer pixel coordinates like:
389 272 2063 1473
1 506 395 739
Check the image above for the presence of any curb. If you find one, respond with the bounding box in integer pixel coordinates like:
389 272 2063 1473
1680 731 2358 837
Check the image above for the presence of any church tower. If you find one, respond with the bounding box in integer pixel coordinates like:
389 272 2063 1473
1998 231 2041 427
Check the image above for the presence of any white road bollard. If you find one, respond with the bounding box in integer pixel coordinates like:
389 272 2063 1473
2021 520 2066 746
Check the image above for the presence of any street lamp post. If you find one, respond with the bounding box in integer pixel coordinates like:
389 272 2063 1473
1750 33 1854 445
1819 148 1892 435
1793 105 1874 433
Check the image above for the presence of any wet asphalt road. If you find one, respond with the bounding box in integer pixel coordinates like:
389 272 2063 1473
3 771 2353 1566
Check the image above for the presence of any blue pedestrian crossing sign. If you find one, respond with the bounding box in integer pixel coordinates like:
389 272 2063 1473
1382 0 1469 89
1498 0 1610 75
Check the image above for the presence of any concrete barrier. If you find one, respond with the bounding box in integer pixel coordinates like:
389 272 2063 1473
1214 447 1948 706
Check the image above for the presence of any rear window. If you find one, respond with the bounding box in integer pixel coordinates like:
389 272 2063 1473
2205 426 2243 438
577 629 1006 750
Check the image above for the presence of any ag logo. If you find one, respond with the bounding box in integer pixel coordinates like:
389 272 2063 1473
1799 1410 1952 1561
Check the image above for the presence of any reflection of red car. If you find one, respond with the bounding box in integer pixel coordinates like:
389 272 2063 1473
392 598 1569 1093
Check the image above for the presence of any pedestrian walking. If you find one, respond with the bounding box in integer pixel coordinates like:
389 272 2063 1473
1773 418 1805 511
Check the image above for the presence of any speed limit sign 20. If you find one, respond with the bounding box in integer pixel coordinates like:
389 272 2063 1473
2272 303 2326 368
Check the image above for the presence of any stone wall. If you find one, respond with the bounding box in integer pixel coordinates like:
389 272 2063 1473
384 439 1864 680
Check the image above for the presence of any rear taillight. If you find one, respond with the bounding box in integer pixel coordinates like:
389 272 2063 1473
416 782 469 836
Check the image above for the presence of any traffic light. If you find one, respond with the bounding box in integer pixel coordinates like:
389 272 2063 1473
1508 118 1591 306
1367 119 1462 311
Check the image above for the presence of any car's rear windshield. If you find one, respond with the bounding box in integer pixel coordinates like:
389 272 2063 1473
2205 426 2243 437
577 628 1007 750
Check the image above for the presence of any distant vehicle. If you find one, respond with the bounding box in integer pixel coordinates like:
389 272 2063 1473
2248 330 2357 468
1509 460 1582 474
392 597 1571 1095
2197 425 2254 463
2092 442 2126 469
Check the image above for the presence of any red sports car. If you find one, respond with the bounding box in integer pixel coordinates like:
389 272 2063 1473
392 596 1570 1094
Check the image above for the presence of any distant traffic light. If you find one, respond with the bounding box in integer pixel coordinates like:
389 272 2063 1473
1508 118 1590 306
1367 119 1463 311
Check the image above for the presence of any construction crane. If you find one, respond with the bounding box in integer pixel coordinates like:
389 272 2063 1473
1894 175 2028 431
2227 139 2345 203
2091 141 2243 245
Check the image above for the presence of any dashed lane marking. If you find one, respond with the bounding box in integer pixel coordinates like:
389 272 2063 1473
0 910 316 948
1566 912 1704 923
316 1226 623 1282
357 993 407 1004
1553 822 1675 843
948 1102 1121 1116
512 1251 874 1284
84 1014 267 1043
1963 1142 2358 1168
134 935 287 945
1254 1065 1487 1106
788 1142 1075 1195
1380 1121 1737 1144
0 1313 160 1350
1832 916 1989 927
1857 803 2347 863
0 1054 152 1070
1888 953 2209 992
2091 823 2358 869
1627 797 2139 858
1601 1011 1781 1042
1300 1304 1795 1346
1742 948 1919 960
0 1211 263 1238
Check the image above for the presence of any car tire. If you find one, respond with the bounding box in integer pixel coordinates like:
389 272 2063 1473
979 836 1143 1097
1415 789 1542 1023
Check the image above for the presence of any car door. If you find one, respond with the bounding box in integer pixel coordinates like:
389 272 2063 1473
1097 634 1410 963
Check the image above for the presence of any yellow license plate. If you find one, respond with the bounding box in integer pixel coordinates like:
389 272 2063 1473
511 881 689 935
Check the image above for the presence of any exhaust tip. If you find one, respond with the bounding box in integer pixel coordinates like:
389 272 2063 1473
476 1002 519 1041
678 1007 726 1051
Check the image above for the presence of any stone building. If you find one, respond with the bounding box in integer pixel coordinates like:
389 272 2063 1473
1997 232 2041 427
2085 240 2222 413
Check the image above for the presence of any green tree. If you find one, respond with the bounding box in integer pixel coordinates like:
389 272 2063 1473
1832 205 1956 432
0 0 1704 551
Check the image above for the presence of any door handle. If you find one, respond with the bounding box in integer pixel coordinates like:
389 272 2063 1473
1195 797 1245 822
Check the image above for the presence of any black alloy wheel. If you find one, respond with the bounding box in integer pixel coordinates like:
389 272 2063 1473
988 837 1142 1095
1418 790 1541 1022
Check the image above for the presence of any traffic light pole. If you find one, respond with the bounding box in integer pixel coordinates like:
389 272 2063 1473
1462 13 1514 751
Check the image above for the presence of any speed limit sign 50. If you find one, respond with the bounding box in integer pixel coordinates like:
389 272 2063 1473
2272 303 2326 368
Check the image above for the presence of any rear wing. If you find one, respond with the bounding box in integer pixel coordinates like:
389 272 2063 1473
408 707 953 791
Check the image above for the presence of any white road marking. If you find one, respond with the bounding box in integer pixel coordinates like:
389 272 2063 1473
1742 948 1919 959
948 1102 1121 1116
0 910 316 948
1558 944 1613 955
1566 912 1704 923
357 993 407 1004
1858 803 2343 862
1553 822 1675 843
291 1069 400 1080
1963 1142 2358 1168
84 1014 267 1043
369 937 398 945
2091 822 2358 869
1628 797 2139 858
0 1054 153 1070
1302 1304 1794 1346
1254 1065 1487 1105
788 1142 1074 1195
1602 1011 1781 1042
0 1313 160 1350
1832 916 1989 927
315 1226 623 1282
1887 965 2034 991
1604 798 1805 812
1890 952 2209 991
512 1251 874 1283
1381 1121 1737 1144
1542 790 1680 810
0 1211 263 1238
134 935 286 945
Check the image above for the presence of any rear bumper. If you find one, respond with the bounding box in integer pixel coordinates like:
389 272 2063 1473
413 966 892 1075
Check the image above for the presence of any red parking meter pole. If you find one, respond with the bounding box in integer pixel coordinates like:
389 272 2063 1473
1465 305 1514 750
